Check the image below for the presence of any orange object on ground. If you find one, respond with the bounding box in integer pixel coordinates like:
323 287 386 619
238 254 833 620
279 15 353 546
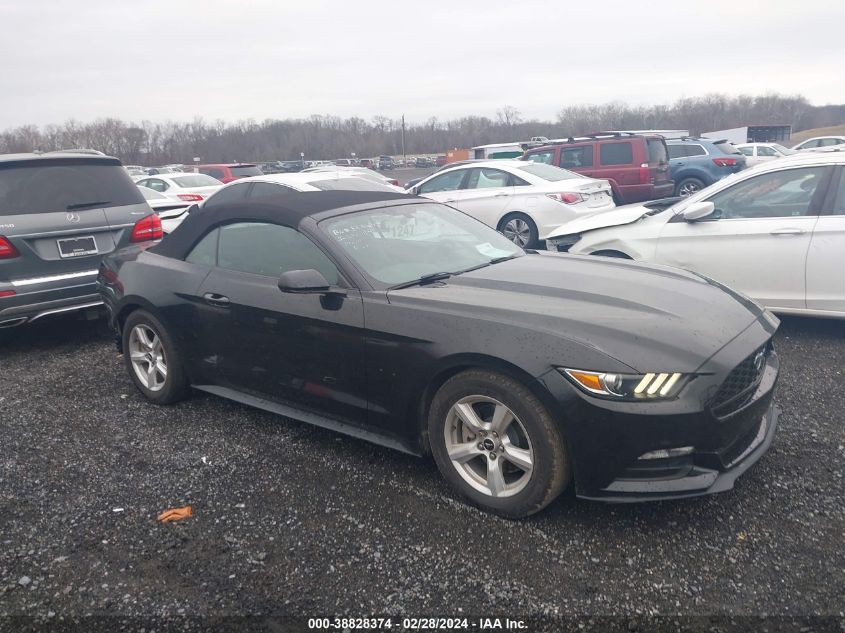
157 506 193 523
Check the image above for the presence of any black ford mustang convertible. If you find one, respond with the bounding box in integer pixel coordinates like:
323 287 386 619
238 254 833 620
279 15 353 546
98 191 780 517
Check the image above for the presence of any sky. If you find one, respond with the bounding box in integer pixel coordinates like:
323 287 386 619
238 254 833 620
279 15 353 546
1 0 843 128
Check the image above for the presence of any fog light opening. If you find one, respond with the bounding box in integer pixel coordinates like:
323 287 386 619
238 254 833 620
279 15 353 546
639 446 695 460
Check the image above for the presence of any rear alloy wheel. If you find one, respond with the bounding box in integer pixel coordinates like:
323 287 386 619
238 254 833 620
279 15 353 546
428 369 570 518
676 177 705 197
499 213 538 248
122 310 189 405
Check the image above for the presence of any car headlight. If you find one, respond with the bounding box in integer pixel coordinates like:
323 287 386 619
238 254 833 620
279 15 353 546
560 368 690 400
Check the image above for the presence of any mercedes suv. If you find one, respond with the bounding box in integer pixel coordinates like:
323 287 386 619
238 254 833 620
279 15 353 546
0 152 162 328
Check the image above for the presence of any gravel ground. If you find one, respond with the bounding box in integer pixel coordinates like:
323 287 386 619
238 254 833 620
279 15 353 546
0 313 843 631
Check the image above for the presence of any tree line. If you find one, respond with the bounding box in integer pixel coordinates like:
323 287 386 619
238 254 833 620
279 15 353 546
1 93 843 166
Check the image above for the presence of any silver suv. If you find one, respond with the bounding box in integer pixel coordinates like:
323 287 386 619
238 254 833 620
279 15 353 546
0 153 160 328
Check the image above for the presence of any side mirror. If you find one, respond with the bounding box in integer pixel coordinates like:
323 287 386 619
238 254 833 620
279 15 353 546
278 269 346 296
682 201 716 222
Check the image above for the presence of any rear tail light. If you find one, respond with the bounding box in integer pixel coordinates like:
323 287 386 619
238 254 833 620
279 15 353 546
176 193 204 202
639 163 651 184
547 193 584 204
0 290 16 298
130 214 163 242
712 157 739 167
388 179 399 186
0 236 19 259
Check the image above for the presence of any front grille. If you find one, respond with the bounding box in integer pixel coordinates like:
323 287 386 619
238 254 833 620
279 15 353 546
711 343 769 417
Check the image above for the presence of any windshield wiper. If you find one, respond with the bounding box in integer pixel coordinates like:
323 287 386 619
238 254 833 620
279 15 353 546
458 254 520 274
67 200 110 210
389 271 453 290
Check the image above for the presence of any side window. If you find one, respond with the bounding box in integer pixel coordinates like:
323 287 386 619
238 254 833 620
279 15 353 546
667 145 686 159
686 145 707 157
820 138 840 147
527 151 553 165
203 183 250 208
831 169 845 215
599 142 633 166
560 146 593 168
136 179 151 188
217 222 339 283
147 179 167 192
800 140 820 149
465 168 510 189
185 229 219 266
706 167 828 219
738 147 754 156
417 170 466 194
249 182 295 198
509 173 530 186
757 146 777 157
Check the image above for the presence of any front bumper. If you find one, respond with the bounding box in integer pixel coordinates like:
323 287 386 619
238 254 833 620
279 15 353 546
537 320 780 501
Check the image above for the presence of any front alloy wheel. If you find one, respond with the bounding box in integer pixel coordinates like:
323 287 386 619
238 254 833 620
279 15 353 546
445 396 534 498
502 217 532 247
428 369 570 518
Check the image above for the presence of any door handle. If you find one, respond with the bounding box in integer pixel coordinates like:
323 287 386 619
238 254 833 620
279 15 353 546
769 228 806 236
203 292 230 306
444 198 456 203
494 192 510 197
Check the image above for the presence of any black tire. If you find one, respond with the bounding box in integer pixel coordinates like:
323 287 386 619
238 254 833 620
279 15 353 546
498 213 539 249
428 369 570 518
122 309 189 405
675 177 705 198
591 250 632 259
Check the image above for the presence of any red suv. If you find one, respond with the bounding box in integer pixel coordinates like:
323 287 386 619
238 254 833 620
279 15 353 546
522 133 674 204
196 163 263 184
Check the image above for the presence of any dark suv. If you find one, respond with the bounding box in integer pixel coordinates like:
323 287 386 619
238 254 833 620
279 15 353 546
666 138 747 197
522 133 674 204
0 153 161 328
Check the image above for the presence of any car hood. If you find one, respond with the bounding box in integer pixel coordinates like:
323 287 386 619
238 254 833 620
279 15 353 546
388 253 770 373
544 203 654 239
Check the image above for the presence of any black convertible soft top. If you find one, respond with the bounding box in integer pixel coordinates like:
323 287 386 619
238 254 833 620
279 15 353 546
150 190 414 260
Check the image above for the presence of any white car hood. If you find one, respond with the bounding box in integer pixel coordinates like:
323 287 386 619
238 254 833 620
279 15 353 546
545 203 652 238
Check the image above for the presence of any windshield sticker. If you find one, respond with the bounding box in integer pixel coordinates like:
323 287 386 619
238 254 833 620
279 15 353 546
476 242 514 258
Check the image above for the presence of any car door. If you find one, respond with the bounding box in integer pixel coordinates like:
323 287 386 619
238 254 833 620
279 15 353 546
654 165 833 309
805 166 845 313
415 169 469 205
193 221 368 425
450 167 514 228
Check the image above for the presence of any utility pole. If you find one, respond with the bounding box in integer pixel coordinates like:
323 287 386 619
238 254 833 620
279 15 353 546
401 114 406 165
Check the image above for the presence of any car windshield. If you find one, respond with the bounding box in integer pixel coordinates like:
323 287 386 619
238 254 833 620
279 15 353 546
516 163 582 181
772 144 794 155
171 174 221 187
320 202 523 287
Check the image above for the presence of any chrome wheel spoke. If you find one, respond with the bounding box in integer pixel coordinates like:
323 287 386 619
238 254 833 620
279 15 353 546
447 441 481 464
453 402 484 434
486 458 506 497
155 359 167 380
502 441 533 473
129 350 147 362
490 403 514 435
129 324 168 392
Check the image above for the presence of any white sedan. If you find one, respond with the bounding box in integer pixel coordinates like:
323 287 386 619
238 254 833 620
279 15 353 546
134 173 223 203
545 152 845 318
736 143 795 167
408 160 615 247
791 136 845 153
